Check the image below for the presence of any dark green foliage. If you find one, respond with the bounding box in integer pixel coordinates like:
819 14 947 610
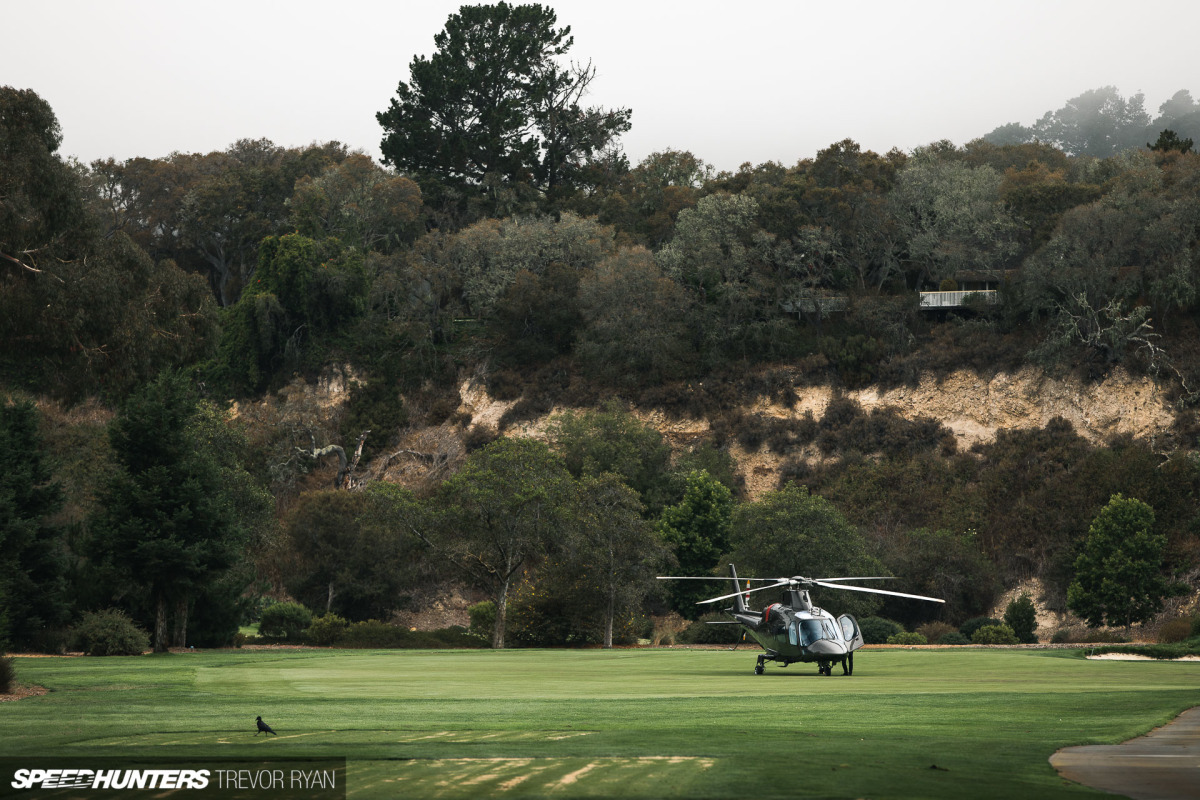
858 616 904 644
678 613 742 645
305 613 349 646
335 620 485 649
548 401 675 515
1004 593 1039 643
1148 129 1194 154
258 602 312 640
89 371 259 652
937 631 971 645
727 484 883 618
1068 494 1171 629
657 470 734 617
468 602 496 640
815 396 954 459
0 399 68 650
377 3 630 218
282 487 420 622
972 624 1019 645
0 653 13 692
959 617 1003 639
434 437 577 647
339 375 406 459
887 631 927 645
875 528 999 627
73 609 150 656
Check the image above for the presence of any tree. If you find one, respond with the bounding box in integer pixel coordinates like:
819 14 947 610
888 145 1020 288
1 88 218 399
90 372 259 651
547 400 675 515
725 484 884 618
1003 593 1038 643
657 469 734 617
576 247 694 386
288 153 423 252
1031 87 1152 158
281 488 421 620
1148 129 1194 154
1067 494 1171 630
0 399 68 650
377 3 630 216
432 437 576 647
569 474 667 648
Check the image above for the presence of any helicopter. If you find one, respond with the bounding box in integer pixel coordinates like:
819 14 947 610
659 564 944 675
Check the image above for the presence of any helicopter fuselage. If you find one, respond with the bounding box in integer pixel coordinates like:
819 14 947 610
726 588 865 675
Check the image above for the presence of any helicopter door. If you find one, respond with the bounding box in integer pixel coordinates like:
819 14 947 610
838 614 865 651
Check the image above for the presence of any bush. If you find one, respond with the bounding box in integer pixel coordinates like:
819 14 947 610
1157 618 1194 644
258 602 312 640
1050 628 1074 644
0 654 14 693
915 621 957 644
887 632 928 645
1004 593 1039 643
74 609 150 656
306 613 349 646
338 619 405 648
972 624 1019 645
859 616 904 644
678 613 743 645
938 631 971 645
959 616 1002 640
468 601 496 640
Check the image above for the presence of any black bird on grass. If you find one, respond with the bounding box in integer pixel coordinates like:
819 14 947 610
255 716 277 736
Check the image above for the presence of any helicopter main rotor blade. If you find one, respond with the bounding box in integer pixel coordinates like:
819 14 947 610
813 577 897 582
657 576 783 582
811 579 944 603
696 581 791 605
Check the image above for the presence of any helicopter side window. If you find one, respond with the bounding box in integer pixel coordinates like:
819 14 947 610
788 622 798 646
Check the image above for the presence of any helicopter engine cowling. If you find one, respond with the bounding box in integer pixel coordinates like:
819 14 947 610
761 603 787 633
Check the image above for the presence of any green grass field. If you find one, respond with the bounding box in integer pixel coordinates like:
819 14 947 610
2 647 1198 798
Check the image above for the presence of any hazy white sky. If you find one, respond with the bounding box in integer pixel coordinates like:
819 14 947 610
7 0 1199 173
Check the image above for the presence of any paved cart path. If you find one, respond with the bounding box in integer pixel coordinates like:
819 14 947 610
1051 706 1200 799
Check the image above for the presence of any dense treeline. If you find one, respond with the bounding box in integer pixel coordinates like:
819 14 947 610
3 4 1199 652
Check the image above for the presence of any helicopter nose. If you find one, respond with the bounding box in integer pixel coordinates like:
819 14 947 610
807 640 846 656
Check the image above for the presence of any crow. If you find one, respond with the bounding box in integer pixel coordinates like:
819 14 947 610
255 716 277 736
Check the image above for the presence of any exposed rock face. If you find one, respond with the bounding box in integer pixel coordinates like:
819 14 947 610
459 367 1177 499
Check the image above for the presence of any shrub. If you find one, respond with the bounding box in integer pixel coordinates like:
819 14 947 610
972 624 1019 645
1050 628 1074 644
1004 593 1039 643
915 621 957 644
0 653 14 693
1157 618 1193 644
678 613 743 645
959 616 1003 640
468 601 496 640
938 631 971 645
338 620 405 648
887 632 928 645
258 602 312 640
859 616 904 644
306 613 349 646
74 609 150 656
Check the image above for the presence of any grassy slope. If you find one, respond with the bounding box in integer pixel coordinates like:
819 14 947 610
2 648 1197 799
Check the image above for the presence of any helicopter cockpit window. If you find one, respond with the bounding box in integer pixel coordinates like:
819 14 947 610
798 618 841 646
798 619 826 646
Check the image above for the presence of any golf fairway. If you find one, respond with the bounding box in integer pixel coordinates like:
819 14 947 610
2 647 1198 798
